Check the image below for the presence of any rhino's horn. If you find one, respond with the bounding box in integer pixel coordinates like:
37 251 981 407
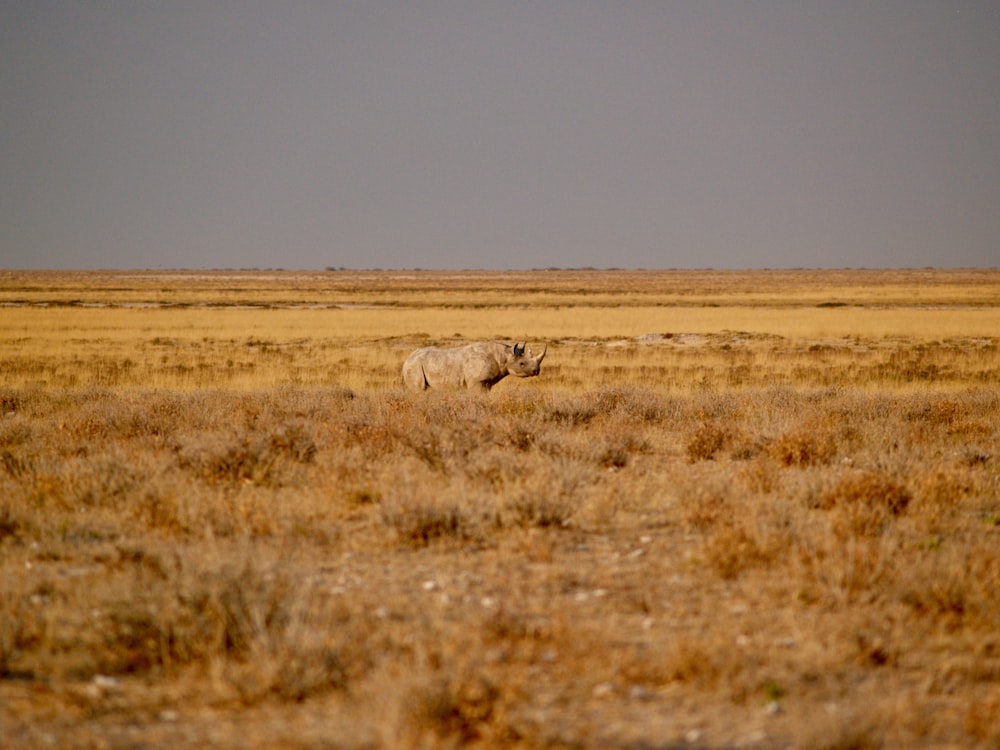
535 344 547 363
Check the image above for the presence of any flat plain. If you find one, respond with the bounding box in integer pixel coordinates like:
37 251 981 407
1 268 998 748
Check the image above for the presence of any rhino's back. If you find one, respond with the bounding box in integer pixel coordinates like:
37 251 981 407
402 343 501 390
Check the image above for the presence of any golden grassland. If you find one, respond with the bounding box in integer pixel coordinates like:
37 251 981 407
3 267 999 307
1 269 999 748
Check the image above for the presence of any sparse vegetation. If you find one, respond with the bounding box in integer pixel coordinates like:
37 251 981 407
1 269 998 748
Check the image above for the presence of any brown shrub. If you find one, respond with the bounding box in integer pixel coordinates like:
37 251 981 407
593 432 649 469
905 396 966 427
769 424 837 467
498 458 591 529
736 457 780 494
965 696 1000 742
591 386 676 424
703 520 776 580
176 423 316 486
543 395 599 426
620 634 746 691
503 492 573 529
379 479 491 546
818 471 912 537
46 451 143 510
129 488 186 534
404 671 502 745
677 481 734 531
914 466 975 508
0 498 35 543
685 421 729 462
897 542 1000 628
0 448 35 480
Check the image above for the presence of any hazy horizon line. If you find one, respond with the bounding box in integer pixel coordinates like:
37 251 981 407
3 265 998 274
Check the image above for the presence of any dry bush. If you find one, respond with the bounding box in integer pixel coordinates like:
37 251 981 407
964 695 1000 743
569 429 650 470
542 395 599 426
634 635 725 688
0 497 35 544
402 669 505 746
378 473 490 547
47 451 144 511
11 545 368 702
588 385 676 424
503 493 574 530
736 456 781 494
499 460 591 529
680 482 798 580
768 421 839 467
382 498 474 546
675 478 733 532
176 423 316 487
702 517 780 580
684 420 730 462
617 630 763 702
818 471 912 537
895 541 1000 629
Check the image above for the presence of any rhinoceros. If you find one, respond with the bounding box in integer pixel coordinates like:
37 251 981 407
402 341 547 392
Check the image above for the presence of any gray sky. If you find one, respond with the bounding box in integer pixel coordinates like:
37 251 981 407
2 2 998 270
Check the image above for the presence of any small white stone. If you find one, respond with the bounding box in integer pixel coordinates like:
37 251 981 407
684 729 703 743
592 682 614 697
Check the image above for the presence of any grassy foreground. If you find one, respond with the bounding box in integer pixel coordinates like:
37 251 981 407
1 269 999 748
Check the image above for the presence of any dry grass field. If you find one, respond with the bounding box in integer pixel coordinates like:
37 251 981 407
1 268 998 748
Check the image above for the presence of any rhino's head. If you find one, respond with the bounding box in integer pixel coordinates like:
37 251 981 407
507 342 547 378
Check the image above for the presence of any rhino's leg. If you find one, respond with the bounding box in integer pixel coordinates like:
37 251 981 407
416 365 430 390
402 360 430 391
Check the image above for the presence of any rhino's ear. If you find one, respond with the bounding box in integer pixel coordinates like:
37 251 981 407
513 342 525 357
